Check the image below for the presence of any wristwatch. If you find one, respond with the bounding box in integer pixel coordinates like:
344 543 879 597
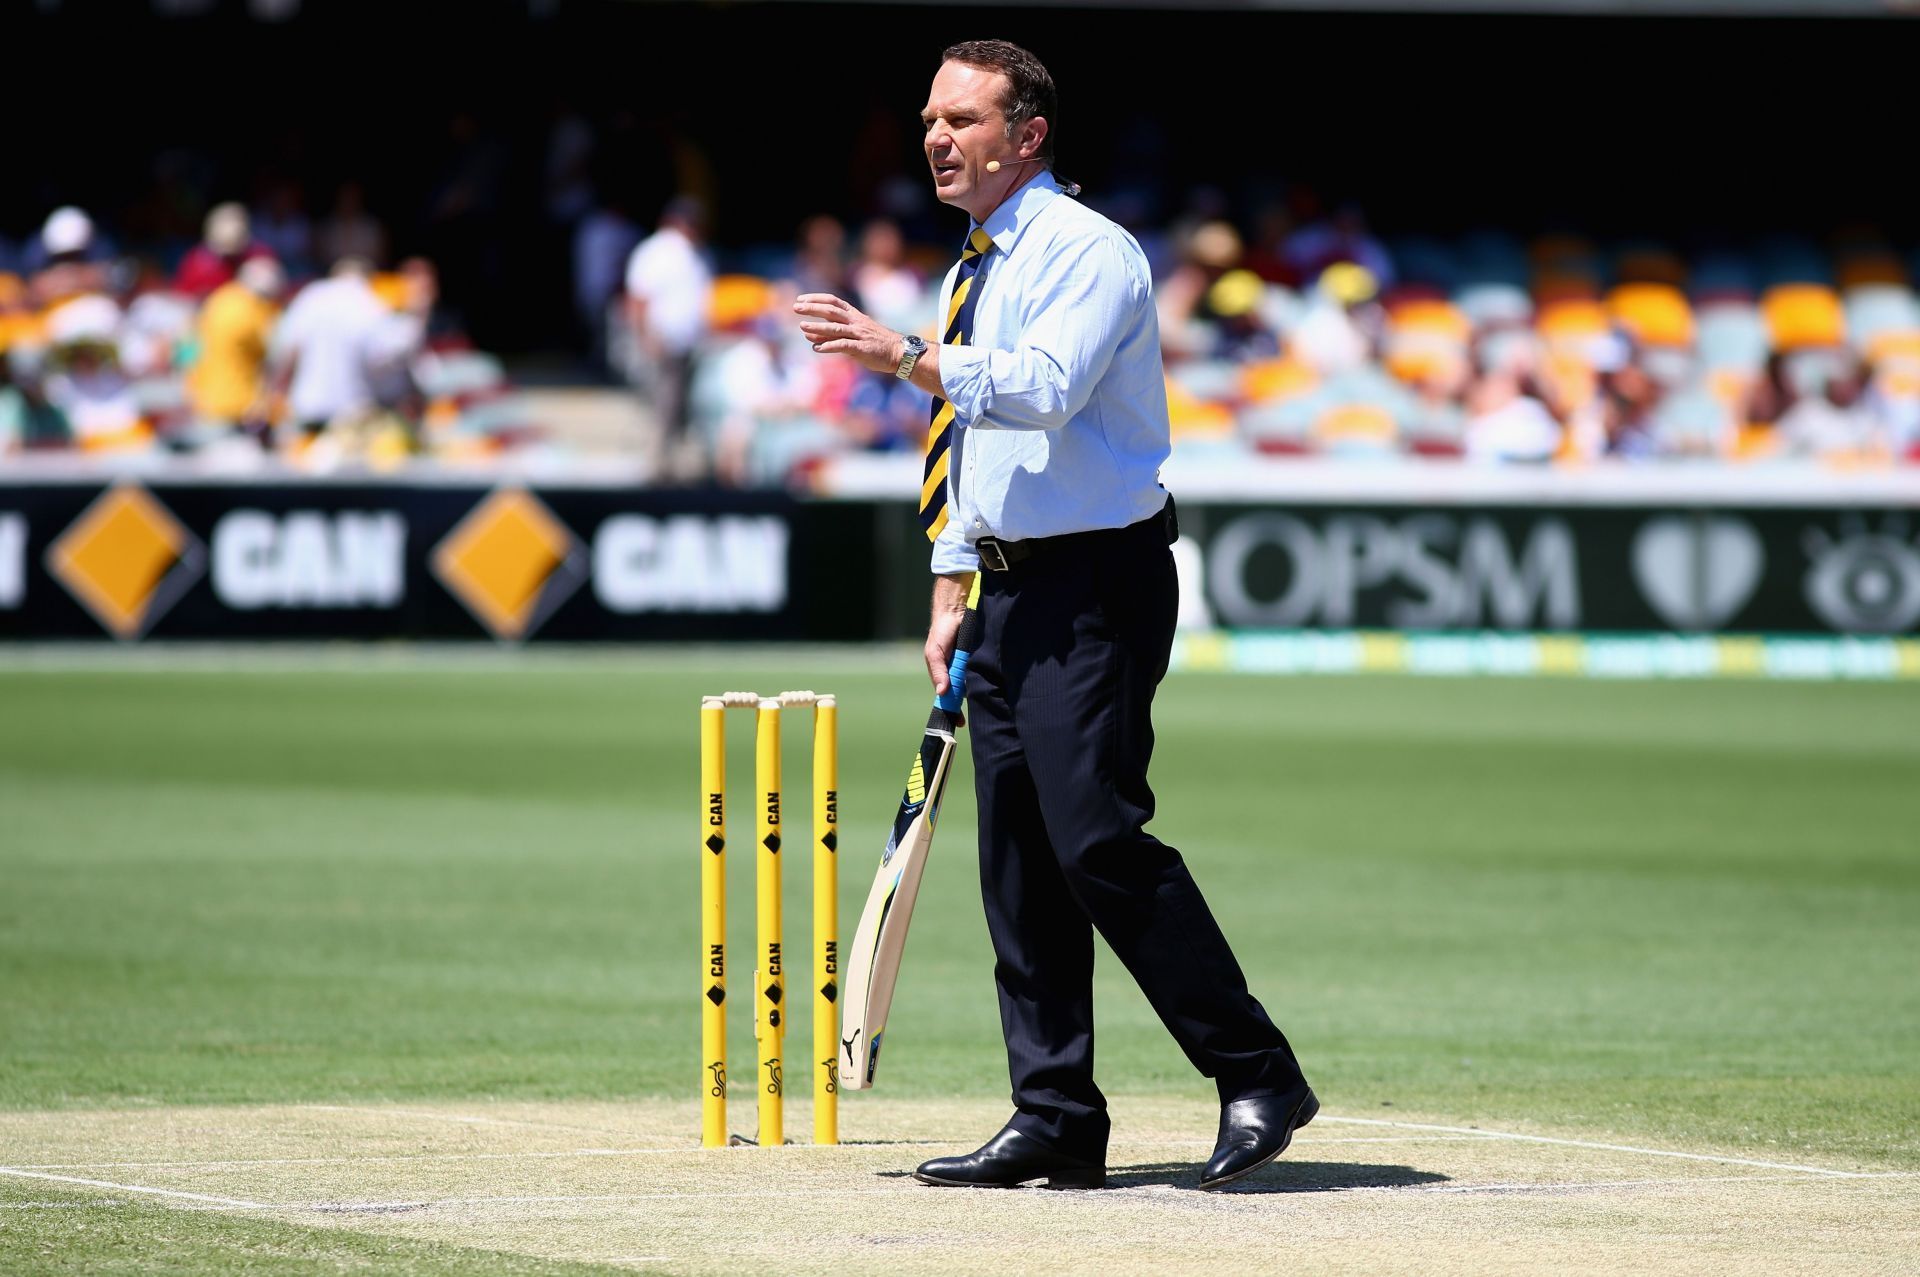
894 334 928 380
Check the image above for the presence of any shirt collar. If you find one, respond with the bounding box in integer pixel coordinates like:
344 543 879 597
973 170 1060 255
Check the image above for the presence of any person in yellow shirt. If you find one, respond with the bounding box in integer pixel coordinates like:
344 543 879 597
188 257 283 444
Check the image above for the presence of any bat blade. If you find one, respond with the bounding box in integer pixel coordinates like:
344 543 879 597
839 712 959 1091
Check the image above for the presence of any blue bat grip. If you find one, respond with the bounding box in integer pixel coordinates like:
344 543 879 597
935 649 971 713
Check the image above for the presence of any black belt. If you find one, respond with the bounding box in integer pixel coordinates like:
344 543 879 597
974 498 1178 572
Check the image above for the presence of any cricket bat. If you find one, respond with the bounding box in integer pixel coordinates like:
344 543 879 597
839 590 984 1091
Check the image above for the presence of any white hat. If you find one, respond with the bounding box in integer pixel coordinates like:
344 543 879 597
206 202 250 254
46 294 123 346
42 206 94 257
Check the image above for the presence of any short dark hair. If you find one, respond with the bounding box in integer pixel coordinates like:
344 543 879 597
942 39 1057 164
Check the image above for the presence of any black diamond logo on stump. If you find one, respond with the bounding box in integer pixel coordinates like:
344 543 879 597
821 831 837 852
763 833 781 854
706 834 725 855
706 985 725 1006
767 1009 781 1028
765 983 783 1005
821 982 837 1003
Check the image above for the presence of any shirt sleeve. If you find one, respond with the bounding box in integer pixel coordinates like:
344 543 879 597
936 229 1143 432
929 510 980 575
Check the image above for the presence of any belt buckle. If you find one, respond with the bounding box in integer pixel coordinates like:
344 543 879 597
977 537 1010 573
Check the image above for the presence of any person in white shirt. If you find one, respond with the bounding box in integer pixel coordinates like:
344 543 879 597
272 258 425 439
793 39 1312 1196
624 198 713 447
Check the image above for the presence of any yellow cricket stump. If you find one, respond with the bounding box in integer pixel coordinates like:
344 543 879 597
698 690 837 1148
813 697 839 1145
754 698 784 1147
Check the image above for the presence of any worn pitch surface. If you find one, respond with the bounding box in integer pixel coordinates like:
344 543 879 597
2 1098 1914 1275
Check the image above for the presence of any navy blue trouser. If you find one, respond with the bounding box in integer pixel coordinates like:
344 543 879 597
965 505 1303 1161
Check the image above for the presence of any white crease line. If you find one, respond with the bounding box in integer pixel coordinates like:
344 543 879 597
7 1134 1490 1172
0 1167 268 1208
1316 1115 1879 1178
241 1172 1920 1214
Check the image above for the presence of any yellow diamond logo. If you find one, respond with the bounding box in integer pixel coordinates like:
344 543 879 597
432 488 585 640
47 484 205 639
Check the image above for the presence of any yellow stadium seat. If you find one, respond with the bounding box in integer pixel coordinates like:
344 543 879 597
1538 299 1610 343
1313 402 1397 447
1761 284 1845 351
1866 329 1920 365
708 274 776 328
370 273 410 310
1607 283 1695 347
1240 357 1318 404
1164 376 1235 439
1387 299 1472 340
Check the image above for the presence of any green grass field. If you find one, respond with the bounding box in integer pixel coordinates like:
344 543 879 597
1 650 1916 1272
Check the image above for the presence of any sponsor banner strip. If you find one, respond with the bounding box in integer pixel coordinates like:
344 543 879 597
1171 631 1920 681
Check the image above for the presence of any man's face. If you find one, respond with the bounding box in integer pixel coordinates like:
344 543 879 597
922 60 1023 221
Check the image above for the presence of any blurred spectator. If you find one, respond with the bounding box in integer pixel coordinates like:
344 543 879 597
1464 364 1561 464
573 193 641 371
624 197 712 453
1157 220 1244 357
175 202 275 299
790 215 853 301
850 220 922 335
1292 264 1378 375
272 258 426 447
1777 358 1883 459
42 296 146 453
1283 205 1395 291
317 181 388 269
28 207 111 307
840 369 924 452
188 257 284 444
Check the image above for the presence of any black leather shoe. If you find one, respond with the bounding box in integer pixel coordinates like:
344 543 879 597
913 1124 1106 1189
1198 1082 1319 1191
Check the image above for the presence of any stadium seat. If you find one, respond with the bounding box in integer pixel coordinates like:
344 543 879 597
1607 283 1696 348
1844 285 1920 351
1240 356 1318 404
1386 235 1460 291
1239 392 1321 455
1836 251 1908 290
1538 299 1611 351
1697 303 1770 372
1614 244 1689 289
709 275 776 328
1455 230 1531 290
1454 282 1533 330
1653 379 1736 456
1384 299 1470 383
1762 284 1846 351
1689 250 1758 304
1756 235 1833 289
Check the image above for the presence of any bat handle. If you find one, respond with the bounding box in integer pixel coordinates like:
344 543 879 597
934 650 971 713
933 606 983 714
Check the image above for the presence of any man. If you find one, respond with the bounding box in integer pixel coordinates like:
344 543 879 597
188 257 284 446
624 197 713 468
795 39 1314 1191
272 258 426 448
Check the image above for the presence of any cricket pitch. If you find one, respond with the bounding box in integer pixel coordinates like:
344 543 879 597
2 1097 1913 1274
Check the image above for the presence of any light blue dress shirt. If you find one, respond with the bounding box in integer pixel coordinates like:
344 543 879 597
930 173 1173 575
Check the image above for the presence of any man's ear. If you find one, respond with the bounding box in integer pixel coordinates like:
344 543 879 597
1021 116 1049 159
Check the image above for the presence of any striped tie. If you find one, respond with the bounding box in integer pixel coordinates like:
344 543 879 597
919 227 994 542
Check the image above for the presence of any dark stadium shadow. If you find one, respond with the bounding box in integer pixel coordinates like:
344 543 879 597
1104 1160 1450 1193
874 1161 1449 1192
